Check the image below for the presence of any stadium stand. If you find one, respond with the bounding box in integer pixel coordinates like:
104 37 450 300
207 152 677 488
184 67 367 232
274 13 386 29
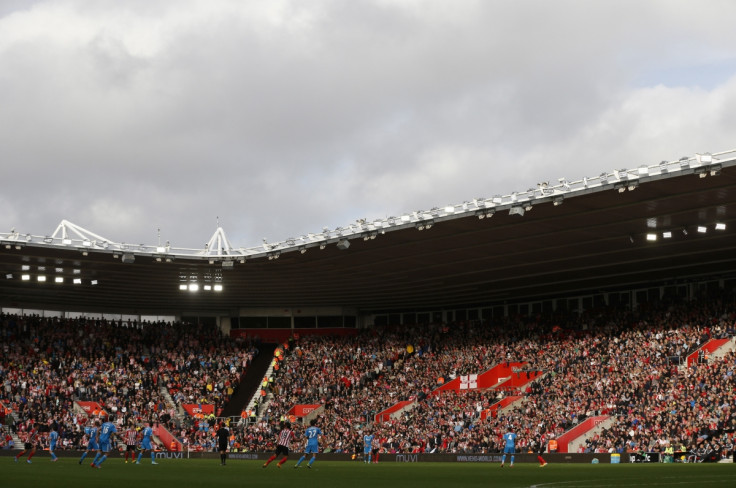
0 293 734 460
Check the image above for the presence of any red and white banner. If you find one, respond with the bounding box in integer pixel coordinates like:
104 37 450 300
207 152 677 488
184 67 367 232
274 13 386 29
76 401 107 416
182 404 215 416
288 404 321 417
459 374 478 390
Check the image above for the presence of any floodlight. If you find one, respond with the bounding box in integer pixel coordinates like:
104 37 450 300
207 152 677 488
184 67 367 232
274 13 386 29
5 274 12 279
553 196 564 206
91 280 98 285
55 277 64 283
188 283 199 292
73 278 82 284
715 223 726 230
82 239 91 247
37 275 46 282
179 284 188 291
662 231 672 239
22 265 30 271
21 274 30 281
62 238 72 245
509 206 525 217
696 152 713 165
214 284 223 292
203 284 212 291
646 234 657 241
697 226 707 233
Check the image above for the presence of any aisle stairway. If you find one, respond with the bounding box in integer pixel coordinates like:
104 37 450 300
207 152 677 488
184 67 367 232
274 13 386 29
218 343 276 418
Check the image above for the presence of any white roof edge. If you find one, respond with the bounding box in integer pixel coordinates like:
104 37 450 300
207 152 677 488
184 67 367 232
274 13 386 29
2 149 735 261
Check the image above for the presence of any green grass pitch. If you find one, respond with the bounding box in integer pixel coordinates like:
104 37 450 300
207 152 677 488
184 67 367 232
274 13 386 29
5 458 736 488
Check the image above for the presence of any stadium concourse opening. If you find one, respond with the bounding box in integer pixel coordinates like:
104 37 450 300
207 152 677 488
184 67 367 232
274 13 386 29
1 150 736 464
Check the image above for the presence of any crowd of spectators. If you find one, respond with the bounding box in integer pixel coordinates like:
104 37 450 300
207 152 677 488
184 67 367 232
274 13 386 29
0 314 258 450
227 295 736 459
1 293 735 460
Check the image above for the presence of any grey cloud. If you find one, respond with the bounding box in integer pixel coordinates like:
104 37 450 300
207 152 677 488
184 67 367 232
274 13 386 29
2 0 736 249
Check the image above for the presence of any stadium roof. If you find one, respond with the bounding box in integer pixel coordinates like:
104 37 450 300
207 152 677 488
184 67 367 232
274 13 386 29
2 150 736 315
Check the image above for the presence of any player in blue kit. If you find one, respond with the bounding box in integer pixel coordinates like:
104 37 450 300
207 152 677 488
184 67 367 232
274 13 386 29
500 425 516 468
294 419 322 469
48 424 59 462
92 417 117 468
79 420 100 465
136 421 158 465
363 429 375 464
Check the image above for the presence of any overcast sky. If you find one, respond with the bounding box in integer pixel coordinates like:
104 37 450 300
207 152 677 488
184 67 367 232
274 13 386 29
1 0 735 249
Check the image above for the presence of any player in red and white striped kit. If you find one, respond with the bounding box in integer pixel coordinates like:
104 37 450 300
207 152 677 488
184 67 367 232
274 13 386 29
123 423 138 463
262 421 296 469
14 424 39 464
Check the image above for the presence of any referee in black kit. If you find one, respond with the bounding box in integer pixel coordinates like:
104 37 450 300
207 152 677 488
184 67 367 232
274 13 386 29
216 422 230 465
